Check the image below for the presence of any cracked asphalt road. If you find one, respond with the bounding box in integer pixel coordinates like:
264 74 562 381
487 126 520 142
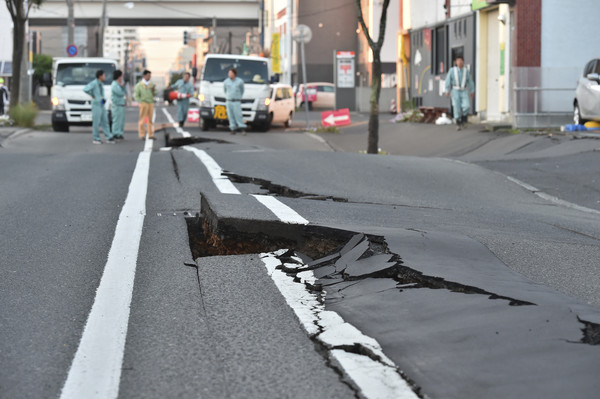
1 106 599 399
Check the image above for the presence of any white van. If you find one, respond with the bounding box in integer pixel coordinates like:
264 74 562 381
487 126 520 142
50 57 119 132
198 54 277 132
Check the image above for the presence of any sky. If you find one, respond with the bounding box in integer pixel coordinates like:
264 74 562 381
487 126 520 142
138 27 187 87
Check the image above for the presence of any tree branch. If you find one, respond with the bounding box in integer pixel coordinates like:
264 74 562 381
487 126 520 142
355 0 376 51
376 0 391 49
6 0 17 19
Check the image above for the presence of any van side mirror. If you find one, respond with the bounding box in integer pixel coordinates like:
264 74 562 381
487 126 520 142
43 72 52 87
587 73 600 83
271 74 280 83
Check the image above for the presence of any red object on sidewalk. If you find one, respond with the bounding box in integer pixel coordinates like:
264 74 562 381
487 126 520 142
187 108 199 123
321 108 351 127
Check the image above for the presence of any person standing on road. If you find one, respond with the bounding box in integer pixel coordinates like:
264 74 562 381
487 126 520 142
224 68 247 135
170 72 194 128
445 55 475 131
0 78 9 116
83 70 115 144
134 70 156 140
111 70 127 140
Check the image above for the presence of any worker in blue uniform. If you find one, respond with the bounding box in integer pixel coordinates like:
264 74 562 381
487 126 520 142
445 55 475 131
83 70 115 144
110 70 127 139
170 72 195 128
223 68 247 135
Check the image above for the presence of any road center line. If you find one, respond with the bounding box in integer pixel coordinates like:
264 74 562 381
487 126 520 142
252 194 309 225
161 107 191 138
184 146 241 195
60 138 153 399
163 106 309 224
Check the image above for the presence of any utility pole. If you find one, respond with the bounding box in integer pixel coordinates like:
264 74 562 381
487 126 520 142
211 17 217 53
66 0 74 51
286 0 292 84
98 0 108 56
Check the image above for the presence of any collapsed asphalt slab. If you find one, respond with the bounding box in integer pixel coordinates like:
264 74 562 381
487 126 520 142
193 189 600 399
307 229 600 399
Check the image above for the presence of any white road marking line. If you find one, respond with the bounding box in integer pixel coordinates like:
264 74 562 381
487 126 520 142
60 138 153 399
161 107 191 138
183 146 241 195
164 106 310 223
507 176 600 216
252 194 309 225
261 252 418 399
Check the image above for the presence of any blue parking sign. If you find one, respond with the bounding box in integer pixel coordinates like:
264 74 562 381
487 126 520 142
66 45 78 57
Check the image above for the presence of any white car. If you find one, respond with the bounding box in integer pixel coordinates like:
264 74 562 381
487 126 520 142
267 84 295 128
574 58 600 125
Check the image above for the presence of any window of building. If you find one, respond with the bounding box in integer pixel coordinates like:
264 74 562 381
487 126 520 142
451 46 464 67
434 26 447 75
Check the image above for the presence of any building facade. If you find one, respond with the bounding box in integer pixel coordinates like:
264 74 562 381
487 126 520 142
399 0 599 127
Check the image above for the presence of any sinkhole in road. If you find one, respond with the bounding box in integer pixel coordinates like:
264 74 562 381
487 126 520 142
184 196 600 346
184 205 534 306
185 213 353 260
166 134 231 148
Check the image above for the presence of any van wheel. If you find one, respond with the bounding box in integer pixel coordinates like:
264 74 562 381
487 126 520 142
257 114 272 132
284 112 293 128
200 118 214 131
52 121 69 132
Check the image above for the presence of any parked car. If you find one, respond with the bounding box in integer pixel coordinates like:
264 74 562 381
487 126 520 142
267 84 295 128
574 58 600 125
295 82 335 109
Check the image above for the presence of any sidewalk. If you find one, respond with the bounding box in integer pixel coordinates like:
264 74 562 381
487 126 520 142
0 127 30 146
309 112 598 161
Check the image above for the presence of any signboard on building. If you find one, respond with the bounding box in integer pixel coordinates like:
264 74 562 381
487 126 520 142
336 51 355 88
472 0 511 10
472 0 488 10
271 33 281 74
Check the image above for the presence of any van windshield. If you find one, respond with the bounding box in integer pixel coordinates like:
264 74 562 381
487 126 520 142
56 62 116 86
203 58 269 84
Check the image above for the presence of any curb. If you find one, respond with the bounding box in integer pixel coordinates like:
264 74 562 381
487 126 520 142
6 128 32 141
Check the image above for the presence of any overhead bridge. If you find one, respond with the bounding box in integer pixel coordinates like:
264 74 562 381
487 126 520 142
29 0 259 27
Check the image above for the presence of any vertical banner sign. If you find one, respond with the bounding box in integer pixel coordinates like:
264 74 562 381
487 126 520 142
500 42 505 76
336 51 355 88
271 33 281 74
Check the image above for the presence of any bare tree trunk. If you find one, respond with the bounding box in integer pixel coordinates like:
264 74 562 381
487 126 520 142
355 0 390 154
8 0 26 108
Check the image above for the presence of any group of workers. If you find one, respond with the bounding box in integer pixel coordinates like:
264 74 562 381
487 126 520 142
83 69 194 144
